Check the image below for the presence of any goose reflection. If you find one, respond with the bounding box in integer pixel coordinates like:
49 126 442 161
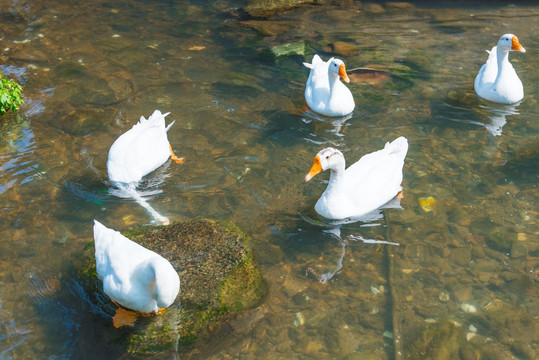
479 103 519 136
434 99 519 137
299 206 401 284
301 107 353 137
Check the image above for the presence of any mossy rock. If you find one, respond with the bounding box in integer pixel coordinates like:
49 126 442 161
77 219 267 357
487 231 517 253
404 319 465 360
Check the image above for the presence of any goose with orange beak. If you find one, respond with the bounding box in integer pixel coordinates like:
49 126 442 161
305 137 408 220
303 54 355 117
474 34 526 104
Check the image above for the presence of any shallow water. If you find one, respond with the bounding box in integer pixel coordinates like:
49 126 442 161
1 0 538 359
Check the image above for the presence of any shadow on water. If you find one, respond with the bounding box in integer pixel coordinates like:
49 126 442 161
25 269 133 360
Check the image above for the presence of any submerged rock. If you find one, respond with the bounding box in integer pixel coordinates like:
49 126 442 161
76 219 267 357
487 231 516 253
271 41 306 57
404 320 465 360
243 0 326 17
240 19 294 36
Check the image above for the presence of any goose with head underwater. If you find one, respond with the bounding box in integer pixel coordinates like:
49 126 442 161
303 54 355 117
305 137 408 220
106 110 183 224
474 34 526 104
93 220 180 322
107 109 183 185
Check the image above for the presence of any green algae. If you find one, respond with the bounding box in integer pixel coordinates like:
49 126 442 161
271 41 306 58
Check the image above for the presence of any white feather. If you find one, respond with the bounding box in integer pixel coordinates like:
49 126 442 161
93 220 180 313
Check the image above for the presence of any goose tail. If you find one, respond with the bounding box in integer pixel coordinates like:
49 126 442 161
303 54 324 69
385 136 409 156
147 110 169 125
165 120 175 132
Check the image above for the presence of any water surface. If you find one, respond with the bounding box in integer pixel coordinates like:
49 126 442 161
0 1 538 359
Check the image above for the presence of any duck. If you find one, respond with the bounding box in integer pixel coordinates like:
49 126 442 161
303 54 355 117
304 137 408 220
107 109 183 186
93 220 180 315
474 34 526 104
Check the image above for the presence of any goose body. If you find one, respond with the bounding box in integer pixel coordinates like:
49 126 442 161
474 34 526 104
305 137 408 220
93 220 180 313
107 110 182 186
303 54 355 117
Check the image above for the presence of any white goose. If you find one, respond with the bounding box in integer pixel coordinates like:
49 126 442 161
305 137 408 220
107 110 183 224
107 110 183 184
93 220 180 314
303 54 355 117
474 34 526 104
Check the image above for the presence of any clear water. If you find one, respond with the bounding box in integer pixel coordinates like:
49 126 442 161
1 1 538 359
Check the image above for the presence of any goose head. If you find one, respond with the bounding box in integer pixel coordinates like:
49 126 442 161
498 34 525 53
148 256 180 310
305 147 345 182
328 59 350 83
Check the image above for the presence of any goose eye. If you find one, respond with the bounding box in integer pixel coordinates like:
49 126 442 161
326 155 330 159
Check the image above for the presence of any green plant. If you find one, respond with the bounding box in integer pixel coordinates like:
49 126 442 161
0 74 24 115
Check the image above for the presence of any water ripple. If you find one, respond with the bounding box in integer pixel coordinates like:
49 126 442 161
0 116 38 195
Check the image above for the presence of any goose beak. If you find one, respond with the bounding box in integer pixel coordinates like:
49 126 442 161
338 64 350 83
305 155 323 182
512 36 526 52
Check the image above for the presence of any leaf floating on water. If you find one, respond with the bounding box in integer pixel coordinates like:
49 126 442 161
189 45 206 51
418 196 436 212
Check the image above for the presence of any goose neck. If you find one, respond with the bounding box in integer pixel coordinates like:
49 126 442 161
327 72 341 90
327 163 346 186
495 47 510 75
